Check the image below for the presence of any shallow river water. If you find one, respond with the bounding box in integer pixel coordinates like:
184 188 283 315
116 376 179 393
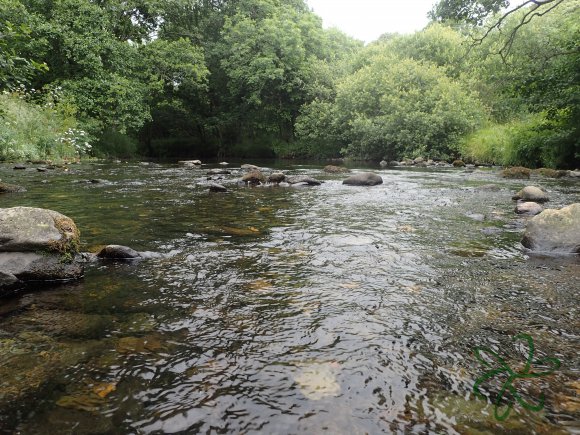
0 161 578 434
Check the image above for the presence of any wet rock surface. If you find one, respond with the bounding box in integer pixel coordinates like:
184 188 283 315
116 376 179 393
208 182 228 192
513 186 550 203
522 203 580 254
515 201 543 216
0 182 26 193
323 165 350 174
286 175 322 186
96 245 141 260
0 207 82 294
342 172 383 186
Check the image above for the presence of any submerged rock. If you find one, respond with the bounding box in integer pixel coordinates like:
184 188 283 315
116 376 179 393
515 201 543 216
0 182 26 193
97 245 141 260
208 182 227 193
207 169 231 175
286 175 322 186
512 186 549 203
0 252 83 283
342 172 383 186
521 203 580 254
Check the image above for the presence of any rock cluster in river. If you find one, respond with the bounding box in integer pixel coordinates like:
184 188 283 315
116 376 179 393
0 207 83 295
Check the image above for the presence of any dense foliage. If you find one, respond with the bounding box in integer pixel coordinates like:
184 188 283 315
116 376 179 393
0 0 578 167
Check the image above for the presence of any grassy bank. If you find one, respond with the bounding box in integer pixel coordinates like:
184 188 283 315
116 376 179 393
0 92 90 162
461 113 578 169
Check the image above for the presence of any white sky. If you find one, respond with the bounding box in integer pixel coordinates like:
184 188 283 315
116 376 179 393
306 0 438 43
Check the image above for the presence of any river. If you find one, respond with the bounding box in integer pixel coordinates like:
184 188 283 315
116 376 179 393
0 161 578 434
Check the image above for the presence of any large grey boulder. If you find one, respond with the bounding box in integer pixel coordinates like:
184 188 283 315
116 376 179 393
0 207 79 253
0 207 83 295
342 172 383 186
521 203 580 254
512 186 549 203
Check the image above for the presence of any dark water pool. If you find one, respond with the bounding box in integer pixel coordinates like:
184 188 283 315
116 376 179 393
0 161 578 434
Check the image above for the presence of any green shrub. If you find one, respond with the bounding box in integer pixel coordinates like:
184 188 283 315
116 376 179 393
461 113 576 169
0 92 83 161
94 129 137 158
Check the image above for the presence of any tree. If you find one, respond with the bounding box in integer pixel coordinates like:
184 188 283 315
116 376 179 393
298 51 485 161
430 0 569 60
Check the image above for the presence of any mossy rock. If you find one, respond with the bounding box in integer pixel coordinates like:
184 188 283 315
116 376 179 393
501 167 531 179
535 168 569 178
323 165 350 174
0 182 26 193
0 207 80 255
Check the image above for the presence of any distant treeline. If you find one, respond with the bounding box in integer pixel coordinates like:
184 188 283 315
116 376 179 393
1 0 578 168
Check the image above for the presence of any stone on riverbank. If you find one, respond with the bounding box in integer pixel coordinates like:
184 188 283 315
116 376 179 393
521 203 580 254
342 172 383 186
512 186 549 203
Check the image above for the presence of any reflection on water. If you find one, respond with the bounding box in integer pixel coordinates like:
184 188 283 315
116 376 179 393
0 162 578 434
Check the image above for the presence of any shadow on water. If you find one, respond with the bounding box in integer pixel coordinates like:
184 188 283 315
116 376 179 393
0 162 578 433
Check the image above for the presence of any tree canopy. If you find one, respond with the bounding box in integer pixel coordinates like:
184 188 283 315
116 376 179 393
0 0 578 167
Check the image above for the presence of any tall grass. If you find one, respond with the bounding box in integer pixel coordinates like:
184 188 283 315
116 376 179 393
0 92 81 161
460 113 575 168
